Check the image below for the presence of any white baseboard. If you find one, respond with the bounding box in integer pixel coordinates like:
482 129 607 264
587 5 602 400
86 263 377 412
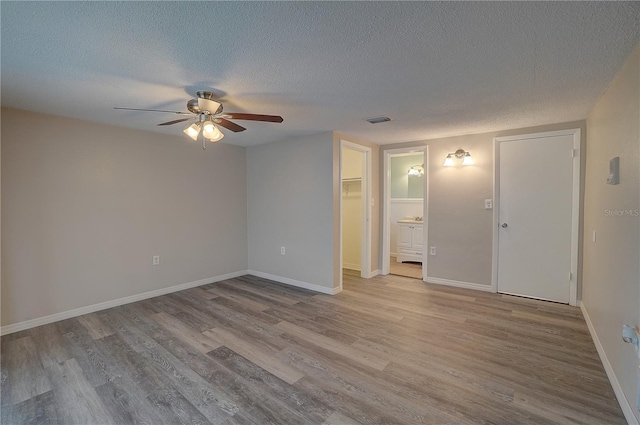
248 270 339 295
342 263 361 272
390 252 397 258
426 276 493 292
0 270 248 336
580 301 638 425
370 269 380 278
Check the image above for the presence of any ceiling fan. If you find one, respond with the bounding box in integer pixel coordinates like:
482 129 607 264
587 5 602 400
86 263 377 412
114 91 283 149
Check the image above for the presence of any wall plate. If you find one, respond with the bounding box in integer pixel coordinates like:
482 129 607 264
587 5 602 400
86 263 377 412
606 156 619 185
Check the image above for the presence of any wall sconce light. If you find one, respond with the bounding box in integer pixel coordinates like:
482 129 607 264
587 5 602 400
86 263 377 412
408 164 424 176
443 149 473 166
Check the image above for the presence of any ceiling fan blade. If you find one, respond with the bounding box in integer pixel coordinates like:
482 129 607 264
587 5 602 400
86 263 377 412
215 118 246 132
225 113 283 123
114 107 191 115
157 118 193 126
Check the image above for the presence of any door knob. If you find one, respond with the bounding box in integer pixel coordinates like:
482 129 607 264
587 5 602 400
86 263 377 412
501 223 508 228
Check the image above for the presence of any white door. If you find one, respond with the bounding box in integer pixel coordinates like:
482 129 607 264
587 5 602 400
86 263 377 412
411 226 423 249
398 225 412 247
497 133 577 303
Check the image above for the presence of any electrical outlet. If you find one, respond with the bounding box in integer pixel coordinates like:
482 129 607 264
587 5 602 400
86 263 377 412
280 246 285 255
152 255 160 266
485 199 493 209
430 247 436 256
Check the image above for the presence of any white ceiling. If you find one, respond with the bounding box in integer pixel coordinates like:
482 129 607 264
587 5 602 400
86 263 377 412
2 2 639 147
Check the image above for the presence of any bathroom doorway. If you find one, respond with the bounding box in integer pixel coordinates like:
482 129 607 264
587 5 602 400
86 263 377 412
382 147 428 280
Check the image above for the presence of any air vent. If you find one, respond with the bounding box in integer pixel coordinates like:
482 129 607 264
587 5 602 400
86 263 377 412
365 116 392 124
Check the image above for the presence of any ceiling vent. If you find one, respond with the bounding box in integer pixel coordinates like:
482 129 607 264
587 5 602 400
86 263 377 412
365 116 392 124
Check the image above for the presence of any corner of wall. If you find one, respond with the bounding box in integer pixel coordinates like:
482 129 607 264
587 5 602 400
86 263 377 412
582 43 640 424
247 133 335 291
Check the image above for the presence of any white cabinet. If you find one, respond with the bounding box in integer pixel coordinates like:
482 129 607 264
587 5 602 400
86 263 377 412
397 224 412 248
396 222 423 263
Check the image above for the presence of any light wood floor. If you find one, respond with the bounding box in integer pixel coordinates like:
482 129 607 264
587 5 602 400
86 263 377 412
1 273 625 424
389 256 423 279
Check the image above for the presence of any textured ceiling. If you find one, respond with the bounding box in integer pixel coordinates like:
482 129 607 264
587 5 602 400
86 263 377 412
2 2 639 147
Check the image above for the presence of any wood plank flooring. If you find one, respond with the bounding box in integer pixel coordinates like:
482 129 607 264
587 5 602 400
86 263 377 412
389 256 423 279
1 273 625 424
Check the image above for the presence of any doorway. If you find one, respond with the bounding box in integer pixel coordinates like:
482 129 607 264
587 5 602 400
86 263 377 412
493 129 580 305
382 147 428 280
339 141 372 289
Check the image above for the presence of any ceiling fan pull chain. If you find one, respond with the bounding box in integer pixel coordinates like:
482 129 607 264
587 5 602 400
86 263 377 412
202 133 206 150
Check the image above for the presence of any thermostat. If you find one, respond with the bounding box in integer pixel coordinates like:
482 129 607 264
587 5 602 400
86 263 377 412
606 157 619 185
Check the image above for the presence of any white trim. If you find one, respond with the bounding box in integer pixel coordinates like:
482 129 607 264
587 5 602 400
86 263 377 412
248 270 340 295
491 139 499 292
495 129 581 142
388 151 423 158
569 130 581 306
0 270 248 336
581 302 639 425
426 277 493 292
382 146 428 278
423 148 430 282
493 128 581 306
370 269 380 278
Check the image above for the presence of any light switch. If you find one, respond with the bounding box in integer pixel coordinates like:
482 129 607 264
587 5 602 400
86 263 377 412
485 199 493 209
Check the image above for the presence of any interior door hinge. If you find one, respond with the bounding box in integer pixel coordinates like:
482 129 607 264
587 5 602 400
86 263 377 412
572 148 577 158
569 272 572 281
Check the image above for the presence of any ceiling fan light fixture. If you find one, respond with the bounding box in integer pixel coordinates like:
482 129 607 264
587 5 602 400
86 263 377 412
209 132 224 142
116 90 284 148
183 123 201 140
202 121 224 142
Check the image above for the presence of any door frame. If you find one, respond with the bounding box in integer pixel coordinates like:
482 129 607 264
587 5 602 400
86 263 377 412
381 146 429 279
339 140 372 290
492 129 581 306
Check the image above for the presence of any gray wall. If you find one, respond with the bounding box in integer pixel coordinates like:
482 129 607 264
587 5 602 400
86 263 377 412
247 132 335 289
582 44 639 422
1 108 248 326
381 120 586 286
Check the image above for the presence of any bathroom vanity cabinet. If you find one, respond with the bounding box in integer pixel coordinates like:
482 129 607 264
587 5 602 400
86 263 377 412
396 220 423 263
